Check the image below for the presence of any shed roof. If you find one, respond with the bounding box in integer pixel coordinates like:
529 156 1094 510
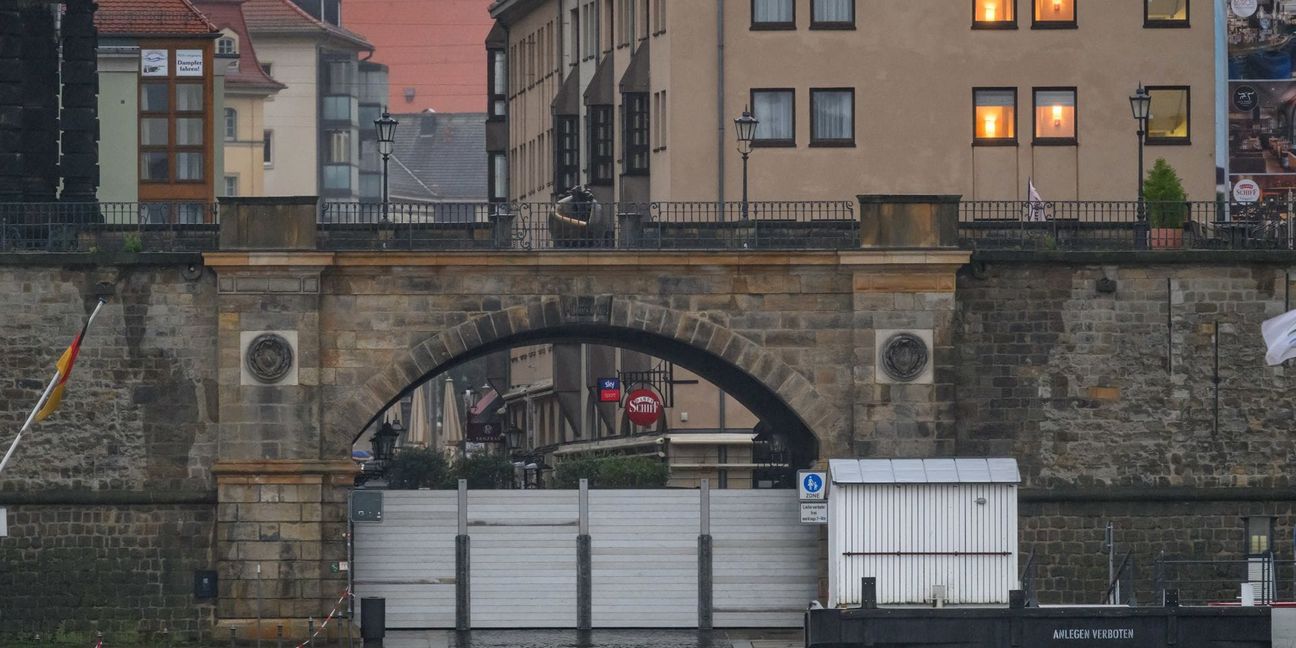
829 458 1020 485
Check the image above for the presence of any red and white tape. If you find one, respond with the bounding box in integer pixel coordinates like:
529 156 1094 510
293 587 352 648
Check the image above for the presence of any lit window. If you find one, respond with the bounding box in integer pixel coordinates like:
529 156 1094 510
974 88 1016 144
1033 88 1076 143
810 89 854 146
751 89 794 146
1145 0 1187 26
752 0 794 29
811 0 853 28
1032 0 1075 27
1248 517 1272 555
1146 86 1190 144
974 0 1015 27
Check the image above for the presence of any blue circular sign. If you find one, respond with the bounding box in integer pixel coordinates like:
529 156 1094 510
802 473 823 494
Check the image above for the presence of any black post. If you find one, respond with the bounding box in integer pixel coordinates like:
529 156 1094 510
381 153 390 223
740 151 750 221
1135 123 1147 249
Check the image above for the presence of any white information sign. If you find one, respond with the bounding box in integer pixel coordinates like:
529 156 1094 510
141 49 168 77
798 470 827 501
176 50 204 77
0 506 7 537
800 502 828 524
1232 0 1258 19
1233 179 1262 203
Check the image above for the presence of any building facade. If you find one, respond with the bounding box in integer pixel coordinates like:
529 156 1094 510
242 0 377 199
343 0 495 113
487 0 1217 203
95 0 221 214
194 0 285 199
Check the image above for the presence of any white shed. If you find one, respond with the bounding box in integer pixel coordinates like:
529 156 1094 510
827 457 1020 607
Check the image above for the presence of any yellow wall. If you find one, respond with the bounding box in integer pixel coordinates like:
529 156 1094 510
257 37 319 196
223 94 271 196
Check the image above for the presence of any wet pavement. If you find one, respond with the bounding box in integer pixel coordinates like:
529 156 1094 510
385 629 802 648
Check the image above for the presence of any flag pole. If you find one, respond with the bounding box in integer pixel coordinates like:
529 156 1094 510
0 299 108 477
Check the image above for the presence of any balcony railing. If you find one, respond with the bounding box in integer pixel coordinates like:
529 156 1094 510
318 200 859 251
959 200 1296 251
0 202 219 253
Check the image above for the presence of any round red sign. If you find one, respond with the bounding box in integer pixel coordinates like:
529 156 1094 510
624 388 663 427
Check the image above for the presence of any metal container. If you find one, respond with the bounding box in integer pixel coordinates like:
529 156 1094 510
827 458 1020 607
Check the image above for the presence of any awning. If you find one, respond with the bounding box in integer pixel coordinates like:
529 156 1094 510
552 435 664 456
665 433 757 445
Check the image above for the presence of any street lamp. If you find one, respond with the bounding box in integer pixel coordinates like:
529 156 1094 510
1129 85 1152 232
734 108 759 221
462 387 478 457
371 420 401 467
375 108 399 222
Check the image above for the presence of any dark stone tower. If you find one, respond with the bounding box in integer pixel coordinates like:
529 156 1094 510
59 0 100 203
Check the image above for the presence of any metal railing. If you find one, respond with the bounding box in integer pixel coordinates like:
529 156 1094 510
0 202 219 253
318 200 859 251
1154 552 1281 606
959 200 1296 251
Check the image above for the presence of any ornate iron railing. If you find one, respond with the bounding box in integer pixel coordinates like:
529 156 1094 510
0 202 219 253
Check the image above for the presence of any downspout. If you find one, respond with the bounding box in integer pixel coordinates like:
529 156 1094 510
716 0 725 203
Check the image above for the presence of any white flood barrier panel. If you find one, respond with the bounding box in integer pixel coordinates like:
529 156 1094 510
468 490 580 628
352 491 459 629
711 490 820 627
828 457 1020 607
588 490 699 627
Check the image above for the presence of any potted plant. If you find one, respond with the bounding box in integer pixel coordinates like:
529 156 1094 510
1143 158 1189 249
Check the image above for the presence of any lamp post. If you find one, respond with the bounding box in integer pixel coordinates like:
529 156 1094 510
462 387 478 458
733 108 759 221
370 420 401 480
375 109 399 222
1129 85 1152 232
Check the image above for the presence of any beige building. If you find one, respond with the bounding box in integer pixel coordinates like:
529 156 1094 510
487 0 1217 204
501 343 778 488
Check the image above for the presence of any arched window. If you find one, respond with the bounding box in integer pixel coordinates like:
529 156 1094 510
224 108 237 141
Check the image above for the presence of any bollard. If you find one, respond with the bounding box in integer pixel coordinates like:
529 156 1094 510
276 624 284 648
308 617 315 647
162 626 171 648
229 626 237 648
97 631 103 648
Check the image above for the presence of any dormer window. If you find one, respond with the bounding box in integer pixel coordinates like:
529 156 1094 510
217 36 237 56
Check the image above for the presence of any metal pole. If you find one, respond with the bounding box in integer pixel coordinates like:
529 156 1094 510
740 151 749 221
1137 126 1145 213
381 154 390 223
1105 523 1115 604
256 563 262 648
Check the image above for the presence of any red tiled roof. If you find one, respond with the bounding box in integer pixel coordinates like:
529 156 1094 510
95 0 218 36
191 0 285 92
241 0 372 50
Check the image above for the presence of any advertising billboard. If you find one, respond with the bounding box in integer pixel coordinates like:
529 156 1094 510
1227 1 1296 204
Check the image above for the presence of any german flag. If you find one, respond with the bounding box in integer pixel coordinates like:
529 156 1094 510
34 302 103 422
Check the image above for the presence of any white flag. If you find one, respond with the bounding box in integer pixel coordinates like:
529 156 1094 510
1027 180 1047 222
1262 308 1296 366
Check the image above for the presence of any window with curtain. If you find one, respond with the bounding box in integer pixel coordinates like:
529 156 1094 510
1033 0 1075 26
974 0 1016 27
811 89 854 145
1145 0 1187 26
587 105 614 184
1146 86 1190 144
812 0 854 27
490 152 508 201
224 108 237 141
974 88 1016 144
1033 88 1076 143
752 0 794 29
488 49 507 118
752 89 794 146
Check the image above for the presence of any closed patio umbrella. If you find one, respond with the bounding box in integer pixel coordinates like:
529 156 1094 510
441 379 462 456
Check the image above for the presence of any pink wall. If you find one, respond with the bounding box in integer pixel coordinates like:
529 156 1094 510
343 0 494 113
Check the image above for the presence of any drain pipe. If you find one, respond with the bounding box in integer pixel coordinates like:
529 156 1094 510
716 0 726 204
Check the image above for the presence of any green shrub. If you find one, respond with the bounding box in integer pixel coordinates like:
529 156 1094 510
122 232 143 254
451 453 515 489
1143 158 1188 228
384 446 452 489
552 454 669 489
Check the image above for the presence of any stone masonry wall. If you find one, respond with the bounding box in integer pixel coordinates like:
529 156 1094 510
0 262 219 639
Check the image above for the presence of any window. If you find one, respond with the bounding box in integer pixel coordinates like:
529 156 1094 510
588 105 614 184
488 49 507 118
973 0 1016 28
1145 0 1187 27
223 108 237 141
327 130 351 164
752 0 794 29
555 116 580 193
638 0 649 41
323 96 353 122
263 129 273 166
1146 86 1190 144
653 90 668 150
974 87 1017 145
810 88 854 146
1247 517 1273 555
217 37 237 55
140 77 206 184
751 89 794 146
602 0 613 53
490 152 508 201
570 8 580 63
177 152 203 181
622 92 650 174
812 0 854 28
224 175 239 197
260 62 272 77
1032 0 1075 27
1033 88 1076 144
653 0 666 35
323 165 351 190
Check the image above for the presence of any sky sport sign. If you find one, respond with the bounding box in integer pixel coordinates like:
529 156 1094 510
624 388 662 427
